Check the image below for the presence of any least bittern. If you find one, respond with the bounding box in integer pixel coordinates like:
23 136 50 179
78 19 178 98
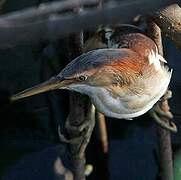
11 26 175 131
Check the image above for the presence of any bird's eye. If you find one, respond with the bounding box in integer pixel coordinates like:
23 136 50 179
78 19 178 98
77 75 87 81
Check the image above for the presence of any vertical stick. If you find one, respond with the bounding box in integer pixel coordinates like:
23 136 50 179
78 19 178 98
96 112 108 153
68 32 86 180
67 7 95 178
147 19 174 180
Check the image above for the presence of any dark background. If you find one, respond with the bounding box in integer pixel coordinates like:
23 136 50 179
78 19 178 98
0 1 180 180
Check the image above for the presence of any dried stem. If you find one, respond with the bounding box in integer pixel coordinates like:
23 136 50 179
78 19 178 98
66 22 95 179
147 19 174 180
96 112 108 153
67 32 86 180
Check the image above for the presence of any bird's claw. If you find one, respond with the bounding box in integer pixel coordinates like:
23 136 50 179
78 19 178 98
150 104 177 133
58 105 95 156
154 104 173 119
58 126 85 144
65 117 90 133
57 113 92 144
160 90 172 101
58 116 94 144
151 111 177 132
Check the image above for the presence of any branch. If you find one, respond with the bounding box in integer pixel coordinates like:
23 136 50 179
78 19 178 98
147 20 174 180
96 112 108 154
0 0 178 48
65 30 95 180
153 4 181 50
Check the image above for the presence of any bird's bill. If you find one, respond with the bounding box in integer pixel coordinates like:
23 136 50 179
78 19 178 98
11 77 72 101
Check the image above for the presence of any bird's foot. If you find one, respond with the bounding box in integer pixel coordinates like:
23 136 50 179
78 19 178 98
150 103 177 133
58 114 92 144
154 103 173 119
58 126 84 144
160 90 172 101
58 113 95 156
65 116 91 133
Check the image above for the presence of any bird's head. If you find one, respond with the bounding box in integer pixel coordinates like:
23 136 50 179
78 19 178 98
10 25 160 102
11 49 129 101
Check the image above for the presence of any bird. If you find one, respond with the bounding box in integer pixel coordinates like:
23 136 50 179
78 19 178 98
11 25 174 130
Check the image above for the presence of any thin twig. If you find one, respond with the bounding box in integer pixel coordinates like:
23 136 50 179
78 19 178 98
96 112 108 153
